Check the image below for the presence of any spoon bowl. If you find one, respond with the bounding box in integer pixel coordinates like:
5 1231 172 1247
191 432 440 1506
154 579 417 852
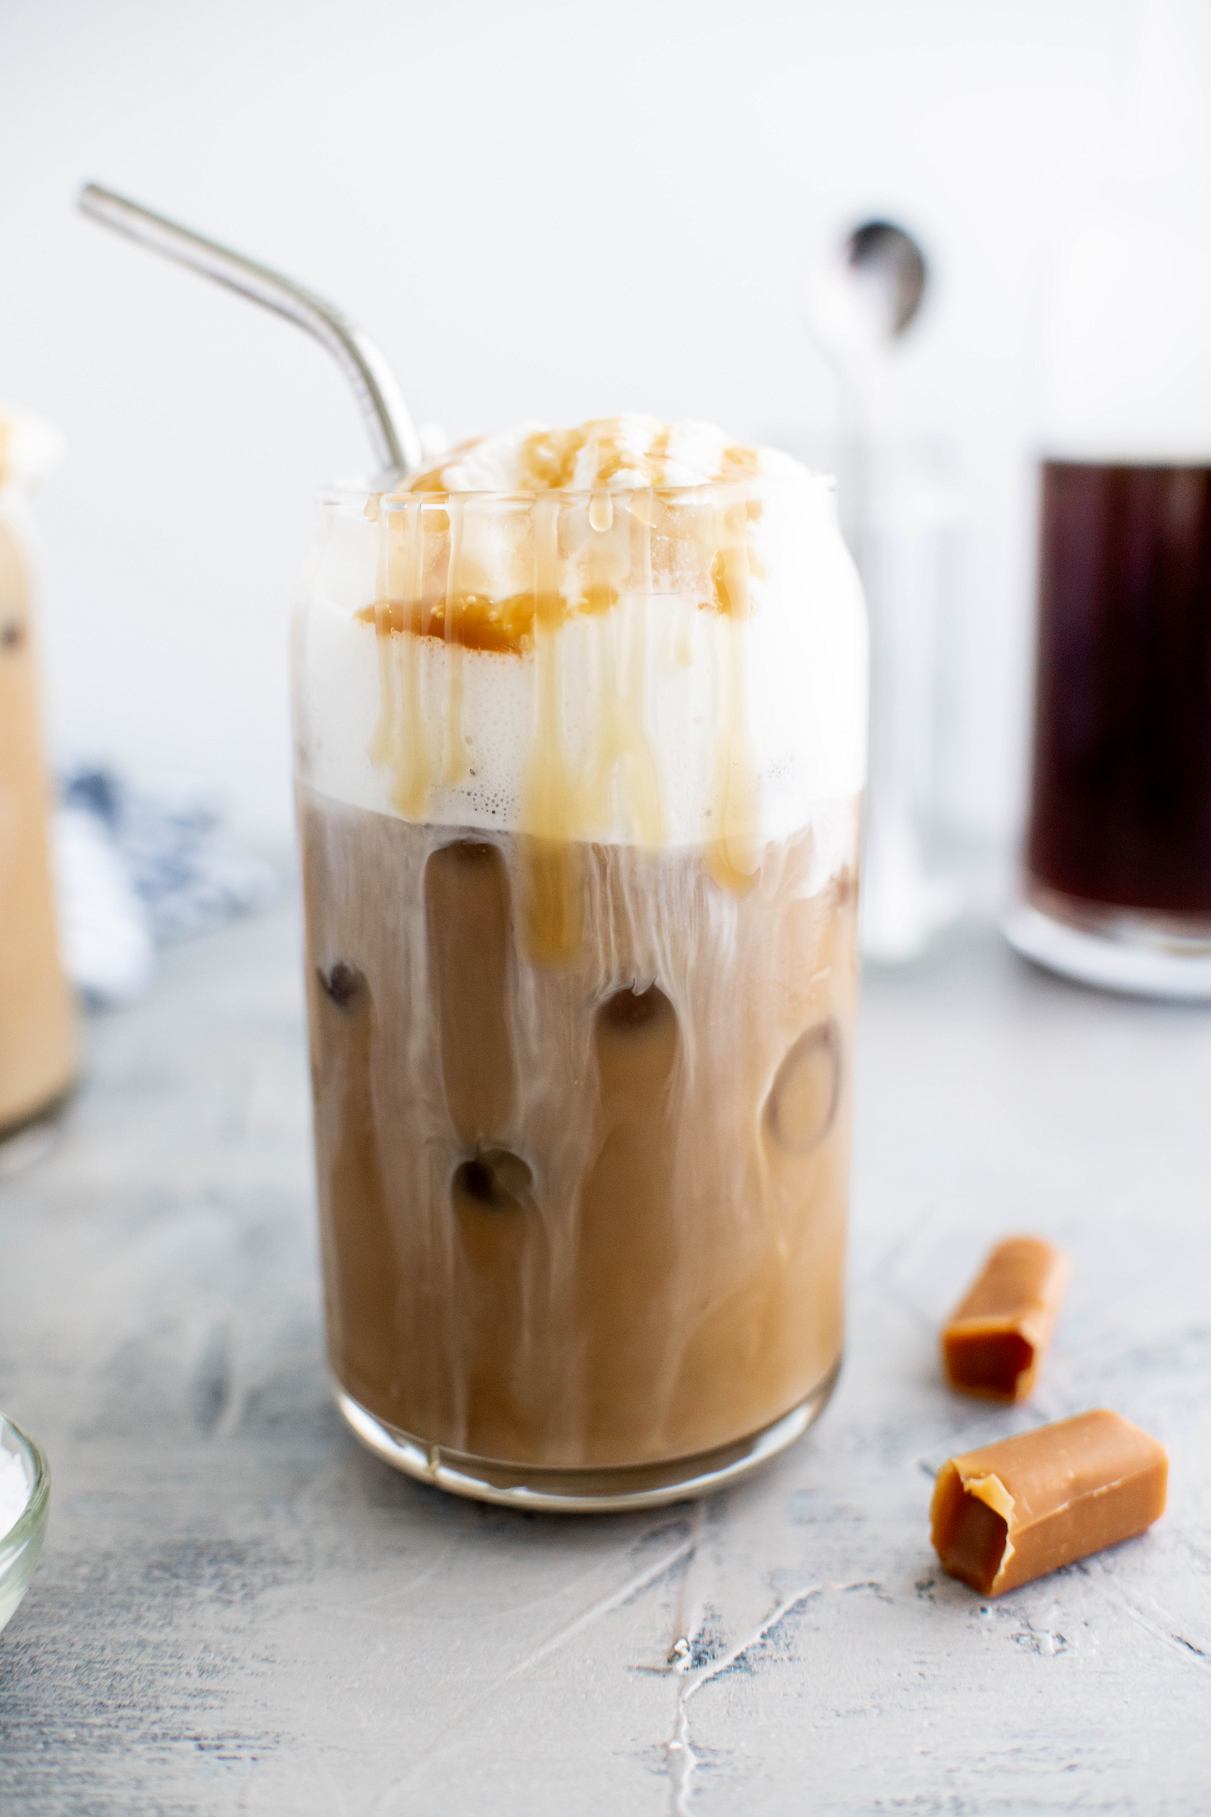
845 220 928 341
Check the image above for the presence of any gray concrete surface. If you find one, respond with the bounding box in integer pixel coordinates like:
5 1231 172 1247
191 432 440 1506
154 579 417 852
1 901 1209 1814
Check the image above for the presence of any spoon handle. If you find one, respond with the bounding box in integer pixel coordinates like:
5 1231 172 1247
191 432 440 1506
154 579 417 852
78 182 422 478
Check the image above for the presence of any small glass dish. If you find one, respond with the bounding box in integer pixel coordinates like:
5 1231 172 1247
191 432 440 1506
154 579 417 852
0 1415 50 1636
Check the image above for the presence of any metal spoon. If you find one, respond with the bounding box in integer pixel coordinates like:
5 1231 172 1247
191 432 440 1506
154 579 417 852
77 182 422 479
844 220 927 341
802 218 948 963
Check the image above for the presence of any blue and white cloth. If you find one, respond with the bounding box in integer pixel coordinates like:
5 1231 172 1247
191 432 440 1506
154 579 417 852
54 767 278 1007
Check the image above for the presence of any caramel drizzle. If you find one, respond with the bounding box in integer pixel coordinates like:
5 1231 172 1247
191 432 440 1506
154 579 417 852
353 487 762 655
363 474 769 940
705 494 761 894
442 500 471 789
398 417 763 497
521 495 583 963
368 499 435 819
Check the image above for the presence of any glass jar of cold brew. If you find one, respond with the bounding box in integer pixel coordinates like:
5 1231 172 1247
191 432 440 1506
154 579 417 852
292 424 867 1508
1005 3 1211 998
1014 461 1211 998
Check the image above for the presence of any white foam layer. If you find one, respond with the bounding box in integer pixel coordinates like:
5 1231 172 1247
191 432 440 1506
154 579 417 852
294 450 867 850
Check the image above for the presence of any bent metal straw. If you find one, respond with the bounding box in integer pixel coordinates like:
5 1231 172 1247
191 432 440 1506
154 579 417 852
78 182 422 481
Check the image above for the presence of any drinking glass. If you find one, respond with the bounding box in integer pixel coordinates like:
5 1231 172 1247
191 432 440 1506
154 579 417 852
0 419 78 1152
293 468 867 1507
1009 461 1211 998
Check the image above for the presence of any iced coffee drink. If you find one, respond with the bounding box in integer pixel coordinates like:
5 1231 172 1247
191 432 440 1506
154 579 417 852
0 413 77 1142
293 418 867 1506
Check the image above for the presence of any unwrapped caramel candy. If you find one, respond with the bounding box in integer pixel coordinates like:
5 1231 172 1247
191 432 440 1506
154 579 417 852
942 1236 1070 1401
931 1409 1167 1596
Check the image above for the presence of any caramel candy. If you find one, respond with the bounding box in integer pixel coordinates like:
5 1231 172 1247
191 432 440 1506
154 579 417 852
931 1409 1168 1597
942 1236 1070 1401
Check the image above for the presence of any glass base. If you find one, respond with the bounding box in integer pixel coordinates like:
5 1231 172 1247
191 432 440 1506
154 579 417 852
0 1084 74 1180
335 1359 841 1512
1003 900 1211 1001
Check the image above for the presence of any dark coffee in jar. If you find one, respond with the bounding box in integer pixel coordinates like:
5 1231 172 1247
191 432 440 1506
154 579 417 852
1026 461 1211 930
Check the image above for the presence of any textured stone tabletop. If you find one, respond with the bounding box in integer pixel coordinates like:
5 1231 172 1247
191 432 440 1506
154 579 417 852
2 901 1210 1814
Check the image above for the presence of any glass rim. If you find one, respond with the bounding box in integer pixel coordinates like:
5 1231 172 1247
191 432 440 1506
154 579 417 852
0 1413 50 1556
317 469 838 510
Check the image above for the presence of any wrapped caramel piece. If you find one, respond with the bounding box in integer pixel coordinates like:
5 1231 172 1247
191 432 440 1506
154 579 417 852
942 1236 1070 1401
931 1409 1167 1597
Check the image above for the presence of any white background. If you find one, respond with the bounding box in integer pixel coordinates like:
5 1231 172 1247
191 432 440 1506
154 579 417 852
0 0 1193 848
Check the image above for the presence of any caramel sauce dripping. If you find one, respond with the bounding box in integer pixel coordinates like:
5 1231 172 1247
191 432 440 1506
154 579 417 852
706 497 762 894
568 494 665 859
399 418 763 498
520 494 584 964
368 501 436 819
442 500 471 789
363 421 774 936
359 586 570 655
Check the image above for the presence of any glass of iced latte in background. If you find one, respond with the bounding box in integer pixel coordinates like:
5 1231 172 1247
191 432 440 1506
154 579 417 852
293 417 867 1508
0 410 77 1154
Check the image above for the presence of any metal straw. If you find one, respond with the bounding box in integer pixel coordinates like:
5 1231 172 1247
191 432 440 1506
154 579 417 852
78 182 422 478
